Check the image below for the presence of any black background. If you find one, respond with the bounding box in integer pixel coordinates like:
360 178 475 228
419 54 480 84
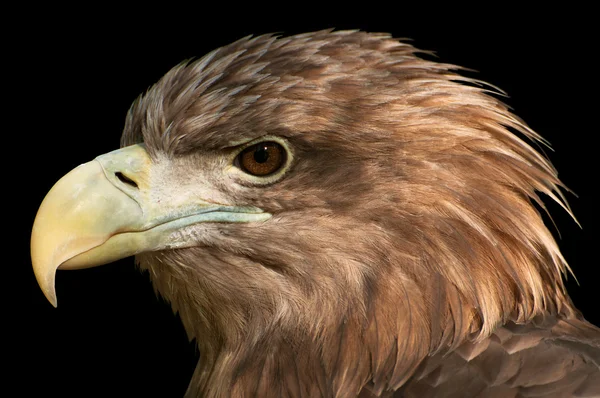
19 7 597 397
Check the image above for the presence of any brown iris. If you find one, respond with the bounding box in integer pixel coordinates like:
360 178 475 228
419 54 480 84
237 141 286 176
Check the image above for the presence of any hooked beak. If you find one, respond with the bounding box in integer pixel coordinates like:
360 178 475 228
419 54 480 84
31 144 270 306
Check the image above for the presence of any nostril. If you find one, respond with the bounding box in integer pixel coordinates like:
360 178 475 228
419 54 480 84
115 172 138 188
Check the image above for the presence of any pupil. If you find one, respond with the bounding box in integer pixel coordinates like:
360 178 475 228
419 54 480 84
254 146 269 163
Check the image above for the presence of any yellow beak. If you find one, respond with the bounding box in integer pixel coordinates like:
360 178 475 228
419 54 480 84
31 144 270 307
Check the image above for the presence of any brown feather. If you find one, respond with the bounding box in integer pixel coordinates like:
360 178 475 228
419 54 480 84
119 30 600 396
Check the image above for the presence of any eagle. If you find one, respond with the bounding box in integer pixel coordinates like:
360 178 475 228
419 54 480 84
31 30 600 397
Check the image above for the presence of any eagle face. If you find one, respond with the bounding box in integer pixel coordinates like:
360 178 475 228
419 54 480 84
32 30 599 397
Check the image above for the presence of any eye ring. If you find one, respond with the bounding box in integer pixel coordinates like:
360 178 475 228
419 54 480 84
235 141 287 177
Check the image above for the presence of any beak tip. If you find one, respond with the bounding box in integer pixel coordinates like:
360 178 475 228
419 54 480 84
40 281 58 308
34 271 58 307
31 256 59 308
45 288 58 308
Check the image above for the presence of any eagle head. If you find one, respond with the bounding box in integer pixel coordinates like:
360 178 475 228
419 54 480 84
32 31 590 396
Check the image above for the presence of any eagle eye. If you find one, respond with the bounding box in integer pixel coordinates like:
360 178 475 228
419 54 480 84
236 141 286 177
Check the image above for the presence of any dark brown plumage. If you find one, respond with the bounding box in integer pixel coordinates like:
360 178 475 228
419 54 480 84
42 30 600 396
